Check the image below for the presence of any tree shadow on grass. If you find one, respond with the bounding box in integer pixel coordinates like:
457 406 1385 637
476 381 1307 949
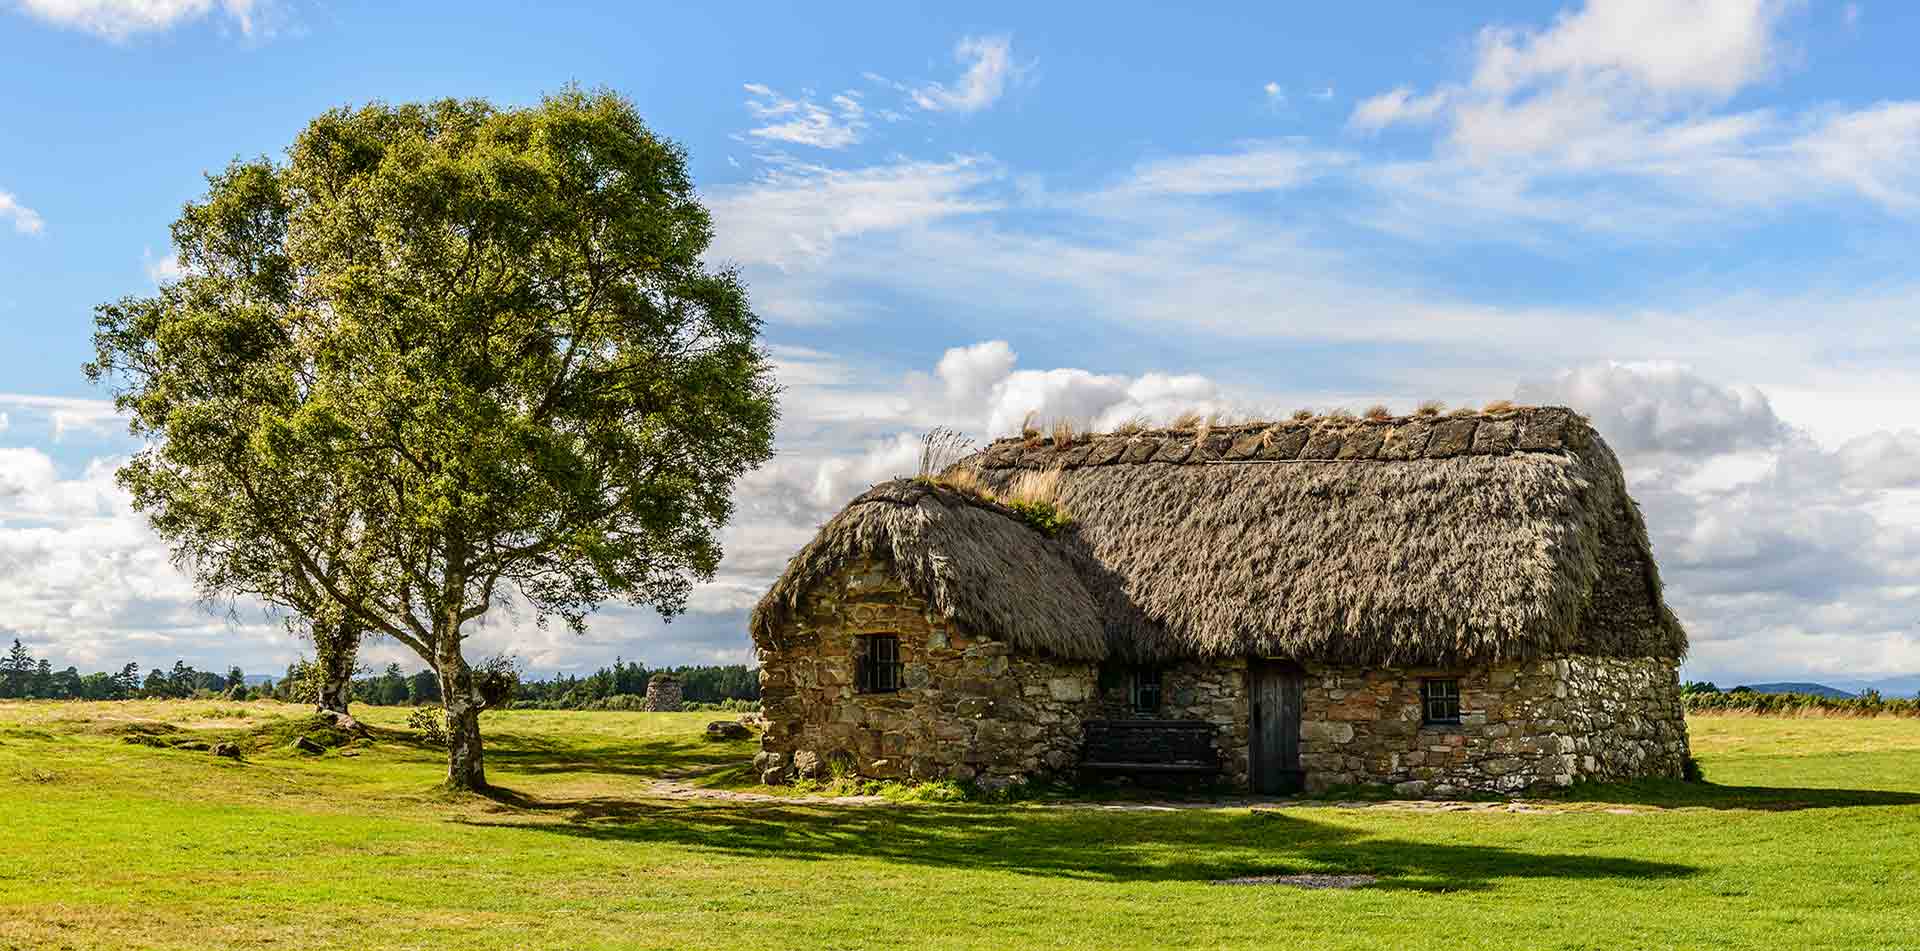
465 789 1695 892
1559 778 1920 811
481 731 751 779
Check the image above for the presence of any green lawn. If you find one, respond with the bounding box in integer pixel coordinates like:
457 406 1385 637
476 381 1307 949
3 702 1918 950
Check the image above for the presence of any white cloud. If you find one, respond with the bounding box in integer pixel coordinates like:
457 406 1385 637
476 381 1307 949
0 412 9 434
16 0 261 40
0 394 123 440
1514 361 1788 456
0 190 44 235
1349 86 1451 132
1263 82 1286 106
742 83 868 150
704 156 1002 276
143 247 185 283
1113 142 1352 197
910 35 1024 114
1344 0 1920 220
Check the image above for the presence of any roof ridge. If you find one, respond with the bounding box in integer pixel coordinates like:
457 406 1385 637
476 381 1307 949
972 406 1589 470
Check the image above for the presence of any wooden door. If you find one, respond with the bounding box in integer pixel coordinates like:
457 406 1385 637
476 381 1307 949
1250 660 1304 794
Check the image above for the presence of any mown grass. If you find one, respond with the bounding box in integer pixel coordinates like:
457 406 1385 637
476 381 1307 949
2 703 1918 950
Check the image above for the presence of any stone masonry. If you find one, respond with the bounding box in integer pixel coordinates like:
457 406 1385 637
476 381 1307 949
1098 658 1251 788
642 674 683 712
757 560 1687 796
756 556 1099 786
1299 655 1689 796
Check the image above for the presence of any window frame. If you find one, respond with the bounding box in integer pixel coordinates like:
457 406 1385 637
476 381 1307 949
1130 665 1163 715
1420 677 1462 725
856 634 903 694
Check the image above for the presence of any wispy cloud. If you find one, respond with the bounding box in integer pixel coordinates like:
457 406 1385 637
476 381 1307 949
742 83 868 150
909 35 1025 114
0 190 44 235
16 0 264 40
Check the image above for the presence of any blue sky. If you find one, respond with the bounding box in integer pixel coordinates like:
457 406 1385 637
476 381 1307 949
3 0 1919 686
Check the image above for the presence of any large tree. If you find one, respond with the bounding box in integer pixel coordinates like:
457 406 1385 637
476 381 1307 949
89 90 778 789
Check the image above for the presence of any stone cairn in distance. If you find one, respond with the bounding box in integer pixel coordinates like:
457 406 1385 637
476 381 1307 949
643 673 683 712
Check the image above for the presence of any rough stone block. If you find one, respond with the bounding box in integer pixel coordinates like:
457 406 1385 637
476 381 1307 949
1425 418 1479 457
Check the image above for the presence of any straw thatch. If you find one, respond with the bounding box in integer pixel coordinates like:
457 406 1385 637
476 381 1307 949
750 480 1108 660
751 406 1686 667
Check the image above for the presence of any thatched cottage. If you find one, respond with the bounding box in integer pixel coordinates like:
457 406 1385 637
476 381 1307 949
750 406 1691 796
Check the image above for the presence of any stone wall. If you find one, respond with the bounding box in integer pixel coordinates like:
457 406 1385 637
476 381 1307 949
642 675 682 712
1097 658 1250 787
1299 655 1689 796
756 556 1099 786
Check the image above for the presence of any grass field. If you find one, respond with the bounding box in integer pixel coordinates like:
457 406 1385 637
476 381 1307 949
3 702 1918 950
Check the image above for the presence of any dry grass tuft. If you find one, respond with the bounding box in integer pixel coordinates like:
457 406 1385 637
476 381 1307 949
931 466 992 500
1170 410 1203 430
1050 418 1078 446
1363 404 1393 421
1005 467 1064 507
1291 408 1316 422
1483 398 1517 414
1448 406 1477 417
1415 400 1445 417
1326 407 1356 421
1113 415 1149 437
1020 410 1041 440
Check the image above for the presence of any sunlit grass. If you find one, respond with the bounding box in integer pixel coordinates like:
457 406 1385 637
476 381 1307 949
2 704 1918 949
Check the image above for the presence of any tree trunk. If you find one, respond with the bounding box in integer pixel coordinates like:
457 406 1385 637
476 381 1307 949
312 620 361 717
437 645 487 791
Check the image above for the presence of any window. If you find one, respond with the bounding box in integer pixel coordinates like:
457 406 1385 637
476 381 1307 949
1421 678 1461 724
856 634 902 693
1130 666 1162 715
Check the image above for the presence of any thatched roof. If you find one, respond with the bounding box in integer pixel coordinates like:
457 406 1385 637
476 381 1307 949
751 406 1686 666
750 480 1108 660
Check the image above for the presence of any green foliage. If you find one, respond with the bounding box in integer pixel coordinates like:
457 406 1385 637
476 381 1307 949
1682 689 1920 718
86 89 778 788
1004 498 1072 536
407 707 448 748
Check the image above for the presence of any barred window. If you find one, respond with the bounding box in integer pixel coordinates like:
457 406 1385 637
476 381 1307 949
1421 678 1461 724
1131 666 1162 714
857 634 902 694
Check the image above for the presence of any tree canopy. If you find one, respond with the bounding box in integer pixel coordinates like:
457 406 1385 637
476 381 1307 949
88 89 778 789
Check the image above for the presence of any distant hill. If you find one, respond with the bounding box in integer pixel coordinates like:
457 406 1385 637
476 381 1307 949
1742 682 1855 699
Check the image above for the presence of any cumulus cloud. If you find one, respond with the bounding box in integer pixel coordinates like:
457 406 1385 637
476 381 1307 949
1508 360 1920 682
1515 361 1788 456
910 35 1024 114
741 83 867 150
0 190 44 235
16 0 261 40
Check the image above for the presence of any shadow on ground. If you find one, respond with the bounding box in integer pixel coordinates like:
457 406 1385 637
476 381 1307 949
465 787 1697 892
1556 777 1920 811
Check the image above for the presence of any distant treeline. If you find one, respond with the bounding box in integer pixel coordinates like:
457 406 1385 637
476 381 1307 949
0 640 758 711
1683 681 1920 718
0 639 265 701
508 659 760 710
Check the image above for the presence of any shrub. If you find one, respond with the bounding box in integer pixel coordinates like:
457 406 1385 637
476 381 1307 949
407 707 448 748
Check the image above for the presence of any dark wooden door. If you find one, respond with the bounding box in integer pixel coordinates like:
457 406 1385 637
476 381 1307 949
1250 660 1304 794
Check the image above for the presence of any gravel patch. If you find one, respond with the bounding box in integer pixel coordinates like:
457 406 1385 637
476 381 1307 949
1211 873 1378 889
